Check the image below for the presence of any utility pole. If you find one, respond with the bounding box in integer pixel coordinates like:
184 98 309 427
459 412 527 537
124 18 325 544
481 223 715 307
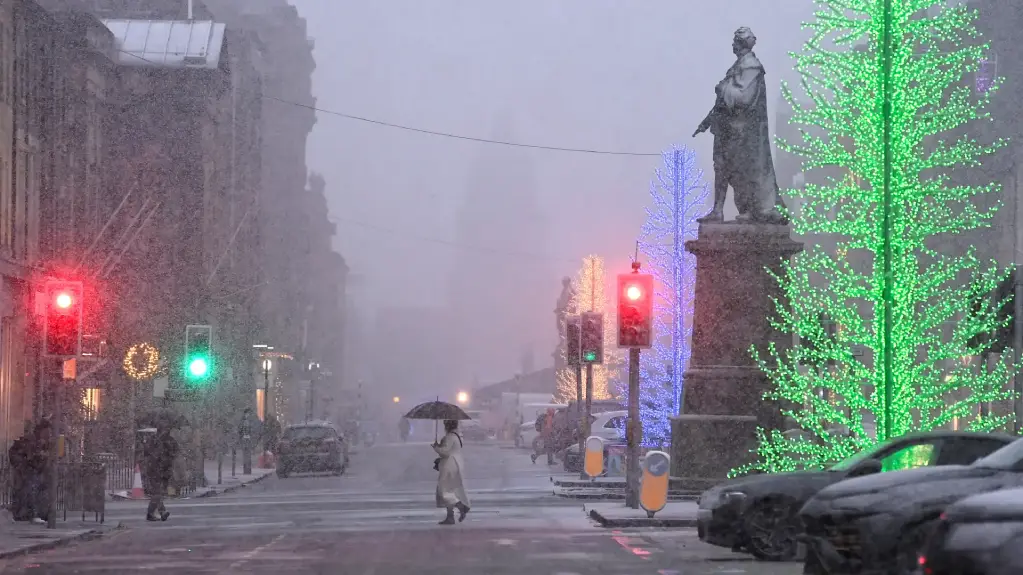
879 0 896 442
618 261 653 509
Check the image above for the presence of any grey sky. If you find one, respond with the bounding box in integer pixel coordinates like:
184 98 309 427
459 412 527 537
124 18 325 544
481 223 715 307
290 0 813 380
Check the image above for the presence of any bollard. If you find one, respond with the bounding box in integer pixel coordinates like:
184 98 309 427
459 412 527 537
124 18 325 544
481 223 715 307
584 436 605 479
640 450 670 518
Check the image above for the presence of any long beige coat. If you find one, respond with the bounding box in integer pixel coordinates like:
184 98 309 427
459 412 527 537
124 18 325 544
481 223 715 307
434 431 470 508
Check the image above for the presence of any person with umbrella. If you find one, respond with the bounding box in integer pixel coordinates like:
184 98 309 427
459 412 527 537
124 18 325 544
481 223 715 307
404 399 473 525
433 420 470 525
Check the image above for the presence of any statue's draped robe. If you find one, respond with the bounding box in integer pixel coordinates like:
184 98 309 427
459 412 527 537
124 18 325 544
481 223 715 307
711 50 785 219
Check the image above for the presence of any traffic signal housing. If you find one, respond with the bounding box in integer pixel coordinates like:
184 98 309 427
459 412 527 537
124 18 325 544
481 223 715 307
617 271 654 348
565 316 581 367
580 312 604 364
44 281 83 357
184 325 213 384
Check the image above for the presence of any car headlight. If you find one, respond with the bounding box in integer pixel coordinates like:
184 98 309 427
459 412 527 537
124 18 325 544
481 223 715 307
721 490 746 503
832 493 889 512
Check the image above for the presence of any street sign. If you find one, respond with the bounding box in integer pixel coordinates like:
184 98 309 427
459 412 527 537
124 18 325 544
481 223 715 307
640 450 670 517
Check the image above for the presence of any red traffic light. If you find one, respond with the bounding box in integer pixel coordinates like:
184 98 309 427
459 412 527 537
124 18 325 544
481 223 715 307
54 292 73 310
625 284 643 301
43 281 84 357
617 272 654 348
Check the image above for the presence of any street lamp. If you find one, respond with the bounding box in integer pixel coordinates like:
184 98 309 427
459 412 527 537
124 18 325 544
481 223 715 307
392 396 400 403
456 391 469 405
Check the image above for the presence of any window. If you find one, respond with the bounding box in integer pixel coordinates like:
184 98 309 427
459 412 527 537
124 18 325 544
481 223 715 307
604 416 625 429
881 442 937 472
938 438 1009 466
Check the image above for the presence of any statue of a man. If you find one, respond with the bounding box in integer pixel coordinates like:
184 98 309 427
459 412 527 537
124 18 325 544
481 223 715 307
693 27 787 225
555 277 575 340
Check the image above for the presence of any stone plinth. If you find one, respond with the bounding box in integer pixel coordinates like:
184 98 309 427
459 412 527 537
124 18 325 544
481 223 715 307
671 222 803 484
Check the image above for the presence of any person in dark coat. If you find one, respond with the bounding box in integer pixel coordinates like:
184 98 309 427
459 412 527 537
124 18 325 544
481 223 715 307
26 420 53 524
145 427 178 521
8 423 34 521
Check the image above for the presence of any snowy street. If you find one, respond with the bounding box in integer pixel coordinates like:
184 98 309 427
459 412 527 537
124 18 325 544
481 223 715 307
0 443 801 575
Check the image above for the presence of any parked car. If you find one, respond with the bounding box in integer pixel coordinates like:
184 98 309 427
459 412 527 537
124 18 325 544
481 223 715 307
919 486 1023 575
563 439 626 474
699 431 1009 562
276 421 349 478
799 432 1019 574
516 421 539 449
460 418 489 441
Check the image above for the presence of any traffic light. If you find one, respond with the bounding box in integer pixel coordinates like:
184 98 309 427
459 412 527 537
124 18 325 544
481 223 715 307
580 312 603 364
565 316 581 367
617 271 654 348
184 325 213 383
43 281 83 357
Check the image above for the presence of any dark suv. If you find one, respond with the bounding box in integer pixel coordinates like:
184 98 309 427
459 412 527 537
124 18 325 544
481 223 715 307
277 421 349 478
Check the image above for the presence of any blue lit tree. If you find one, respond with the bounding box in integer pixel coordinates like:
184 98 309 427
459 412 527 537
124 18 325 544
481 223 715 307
632 144 708 445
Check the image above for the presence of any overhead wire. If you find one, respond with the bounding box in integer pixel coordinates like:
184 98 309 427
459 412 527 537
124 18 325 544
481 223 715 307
110 48 608 263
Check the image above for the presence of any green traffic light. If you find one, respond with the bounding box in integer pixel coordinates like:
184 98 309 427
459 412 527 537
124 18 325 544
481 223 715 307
187 356 210 379
584 352 597 362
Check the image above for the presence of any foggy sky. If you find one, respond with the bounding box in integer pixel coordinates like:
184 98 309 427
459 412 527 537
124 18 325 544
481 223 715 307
289 0 814 382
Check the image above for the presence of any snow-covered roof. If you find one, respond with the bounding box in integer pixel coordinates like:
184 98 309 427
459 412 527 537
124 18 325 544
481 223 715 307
102 19 226 70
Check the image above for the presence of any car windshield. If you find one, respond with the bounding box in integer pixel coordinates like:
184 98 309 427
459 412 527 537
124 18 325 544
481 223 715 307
972 438 1023 470
283 426 331 441
828 440 893 471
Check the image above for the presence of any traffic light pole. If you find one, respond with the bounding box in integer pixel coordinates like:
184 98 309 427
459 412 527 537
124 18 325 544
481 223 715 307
47 367 64 529
580 363 593 480
626 347 641 509
575 364 584 459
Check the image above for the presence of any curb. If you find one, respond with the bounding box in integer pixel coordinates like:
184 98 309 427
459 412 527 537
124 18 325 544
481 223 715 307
0 526 112 560
193 471 273 498
556 490 697 501
588 508 697 529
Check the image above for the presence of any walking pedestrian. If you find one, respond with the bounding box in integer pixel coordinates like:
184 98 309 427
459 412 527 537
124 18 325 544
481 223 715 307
26 420 52 524
144 426 178 521
432 420 470 525
531 408 556 465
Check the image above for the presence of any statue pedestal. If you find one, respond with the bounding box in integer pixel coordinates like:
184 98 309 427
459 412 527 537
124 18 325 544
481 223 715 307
670 222 803 488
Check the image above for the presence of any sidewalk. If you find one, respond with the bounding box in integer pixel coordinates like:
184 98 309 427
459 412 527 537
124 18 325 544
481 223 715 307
110 460 274 500
586 500 698 528
551 473 701 500
0 511 113 559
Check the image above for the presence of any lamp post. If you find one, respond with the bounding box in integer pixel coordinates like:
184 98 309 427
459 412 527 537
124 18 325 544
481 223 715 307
261 358 272 423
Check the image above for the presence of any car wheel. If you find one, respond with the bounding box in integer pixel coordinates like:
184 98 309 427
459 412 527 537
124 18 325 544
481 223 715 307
895 519 938 573
743 498 801 561
801 547 826 575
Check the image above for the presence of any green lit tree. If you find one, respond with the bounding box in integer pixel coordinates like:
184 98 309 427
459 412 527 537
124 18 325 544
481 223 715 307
740 0 1015 474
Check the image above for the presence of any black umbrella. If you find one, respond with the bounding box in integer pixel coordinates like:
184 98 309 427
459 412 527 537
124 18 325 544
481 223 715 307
404 400 471 441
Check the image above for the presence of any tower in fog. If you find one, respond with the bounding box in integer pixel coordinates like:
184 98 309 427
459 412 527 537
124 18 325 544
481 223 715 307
447 113 554 385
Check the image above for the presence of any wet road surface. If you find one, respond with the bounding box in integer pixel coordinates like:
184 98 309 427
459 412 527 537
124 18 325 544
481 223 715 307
0 441 801 574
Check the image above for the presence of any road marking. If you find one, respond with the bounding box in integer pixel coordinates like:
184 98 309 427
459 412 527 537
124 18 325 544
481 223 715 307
225 533 286 572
